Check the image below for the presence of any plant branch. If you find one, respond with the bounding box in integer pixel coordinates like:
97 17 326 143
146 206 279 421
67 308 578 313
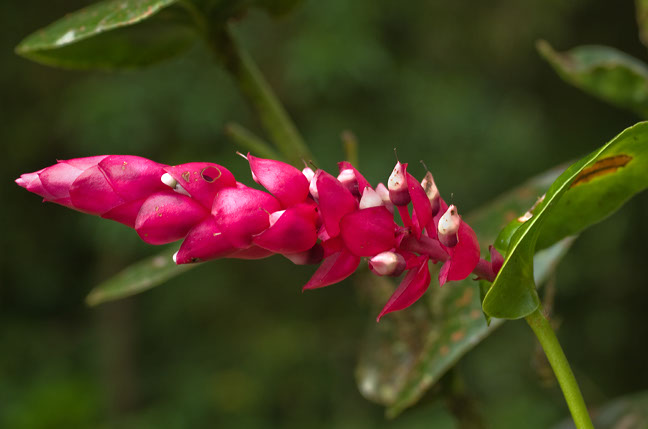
525 307 594 429
207 25 314 166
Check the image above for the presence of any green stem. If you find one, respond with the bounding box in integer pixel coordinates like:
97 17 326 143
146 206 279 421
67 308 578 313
224 122 280 160
525 307 594 429
207 25 314 166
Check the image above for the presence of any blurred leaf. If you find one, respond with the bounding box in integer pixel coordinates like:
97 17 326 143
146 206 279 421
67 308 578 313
537 40 648 117
637 0 648 49
356 165 572 416
15 0 197 70
86 246 195 306
483 121 648 319
552 390 648 429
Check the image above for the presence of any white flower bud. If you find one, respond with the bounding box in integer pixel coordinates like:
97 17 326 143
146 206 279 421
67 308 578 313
369 251 406 276
438 205 461 247
359 188 383 209
388 161 410 206
161 173 178 189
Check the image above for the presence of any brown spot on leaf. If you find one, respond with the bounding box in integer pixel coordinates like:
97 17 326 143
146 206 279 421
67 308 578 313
181 172 191 182
451 330 465 342
570 154 632 188
440 345 449 356
455 288 473 308
470 309 482 319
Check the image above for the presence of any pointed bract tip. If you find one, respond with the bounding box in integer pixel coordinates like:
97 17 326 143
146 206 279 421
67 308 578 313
236 151 248 160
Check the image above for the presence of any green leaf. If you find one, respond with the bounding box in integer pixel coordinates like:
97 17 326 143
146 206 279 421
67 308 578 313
537 40 648 117
86 246 195 306
16 0 197 70
552 390 648 429
356 166 573 417
637 0 648 49
483 121 648 319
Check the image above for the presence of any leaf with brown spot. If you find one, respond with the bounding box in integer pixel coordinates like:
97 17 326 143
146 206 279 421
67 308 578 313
484 121 648 319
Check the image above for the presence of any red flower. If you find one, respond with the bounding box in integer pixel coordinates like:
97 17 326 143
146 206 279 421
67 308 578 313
17 154 493 320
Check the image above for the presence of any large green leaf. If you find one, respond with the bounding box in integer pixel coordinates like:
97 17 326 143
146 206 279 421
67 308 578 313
537 40 648 117
483 121 648 319
15 0 197 70
552 390 648 429
356 166 573 417
86 246 195 306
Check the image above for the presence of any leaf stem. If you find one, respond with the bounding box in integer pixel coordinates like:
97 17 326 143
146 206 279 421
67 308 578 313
525 307 594 429
207 25 314 166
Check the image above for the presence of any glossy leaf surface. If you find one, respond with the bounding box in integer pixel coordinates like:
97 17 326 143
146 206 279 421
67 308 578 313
86 246 193 306
483 121 648 319
538 40 648 117
16 0 196 70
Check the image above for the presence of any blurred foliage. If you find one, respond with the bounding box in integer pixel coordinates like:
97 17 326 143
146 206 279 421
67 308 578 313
2 0 648 428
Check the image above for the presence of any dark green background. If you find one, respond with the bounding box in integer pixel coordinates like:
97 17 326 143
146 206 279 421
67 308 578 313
2 1 647 427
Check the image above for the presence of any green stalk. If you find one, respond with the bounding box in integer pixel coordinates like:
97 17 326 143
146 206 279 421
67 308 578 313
525 307 594 429
224 122 280 160
207 25 314 166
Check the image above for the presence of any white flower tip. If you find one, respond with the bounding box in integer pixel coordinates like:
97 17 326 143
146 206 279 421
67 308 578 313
421 172 439 200
268 210 285 227
302 167 315 182
172 251 179 264
309 171 320 200
337 168 355 184
359 188 383 209
161 173 177 189
387 161 406 192
438 205 460 233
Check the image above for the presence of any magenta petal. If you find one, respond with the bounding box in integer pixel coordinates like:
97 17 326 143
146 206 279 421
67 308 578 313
69 165 125 214
211 186 281 248
407 172 432 238
338 161 373 195
302 250 361 290
99 155 167 201
316 170 358 237
135 191 209 245
340 206 396 257
16 170 55 200
228 246 274 260
101 198 145 228
38 162 85 202
377 256 431 321
253 203 318 253
426 198 449 240
248 154 309 207
175 217 237 264
438 221 480 286
64 155 109 170
164 162 236 208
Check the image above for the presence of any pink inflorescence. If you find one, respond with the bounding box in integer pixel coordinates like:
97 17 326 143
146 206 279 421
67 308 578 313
16 154 498 320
